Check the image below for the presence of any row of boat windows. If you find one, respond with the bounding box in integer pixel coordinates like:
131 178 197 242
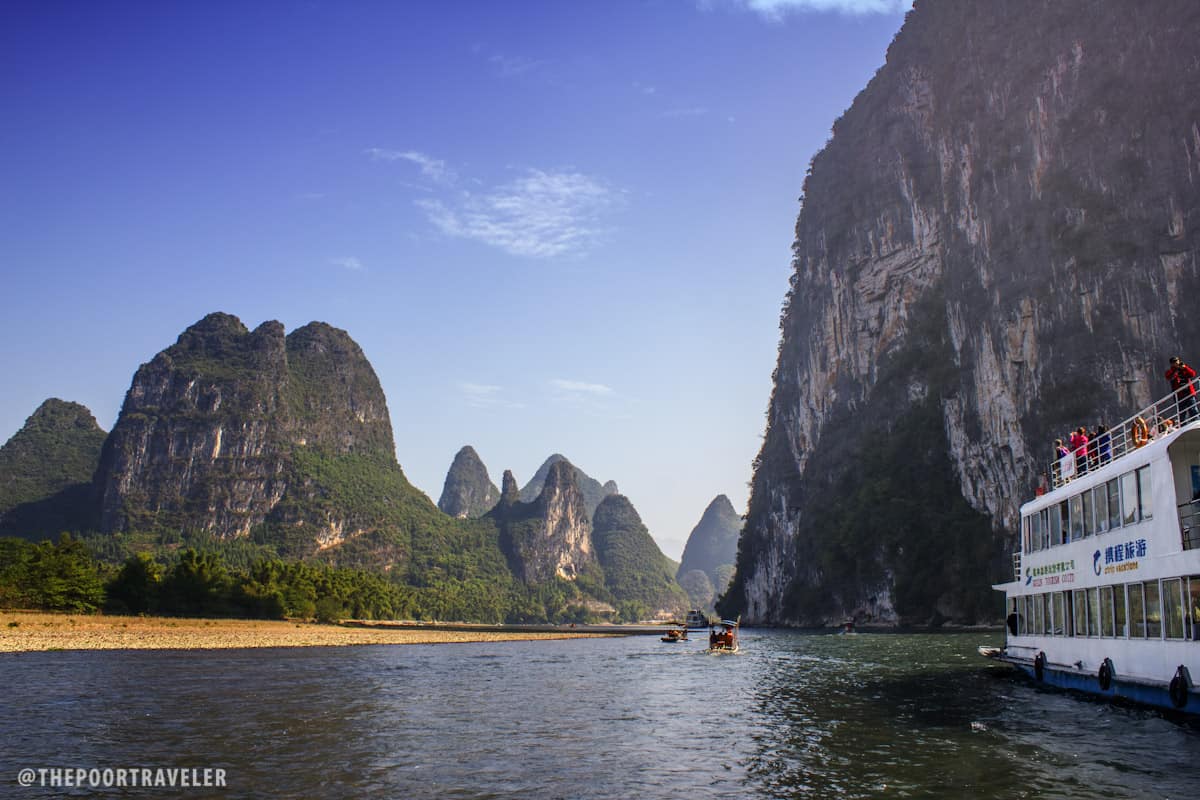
1009 576 1200 641
1023 466 1152 553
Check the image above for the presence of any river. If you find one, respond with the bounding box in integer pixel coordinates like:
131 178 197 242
1 631 1196 798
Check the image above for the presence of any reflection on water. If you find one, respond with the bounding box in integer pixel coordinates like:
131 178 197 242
1 632 1197 798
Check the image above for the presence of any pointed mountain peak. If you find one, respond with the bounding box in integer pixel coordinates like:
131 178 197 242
438 446 499 518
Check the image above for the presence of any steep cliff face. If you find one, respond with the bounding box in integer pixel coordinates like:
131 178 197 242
437 446 500 518
93 312 403 552
725 0 1200 626
592 494 688 618
0 399 107 538
492 461 595 583
518 454 617 518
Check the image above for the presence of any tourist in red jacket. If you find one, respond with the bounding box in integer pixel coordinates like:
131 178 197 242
1166 356 1198 423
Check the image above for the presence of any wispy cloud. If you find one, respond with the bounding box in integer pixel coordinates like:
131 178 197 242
489 53 546 78
550 379 614 396
365 148 456 185
459 382 525 409
330 256 364 271
725 0 911 18
634 81 657 96
417 169 619 259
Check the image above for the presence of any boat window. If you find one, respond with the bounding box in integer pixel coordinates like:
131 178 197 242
1163 578 1185 640
1093 485 1108 534
1136 466 1153 520
1114 584 1127 638
1120 473 1139 525
1029 513 1042 553
1086 588 1100 637
1099 586 1114 637
1023 516 1032 553
1073 589 1087 638
1040 509 1050 548
1058 502 1070 545
1081 490 1094 537
1054 592 1067 636
1069 494 1084 540
1106 479 1121 530
1042 593 1053 637
1190 577 1200 641
1048 503 1062 548
1128 583 1145 637
1144 581 1162 639
1035 592 1045 634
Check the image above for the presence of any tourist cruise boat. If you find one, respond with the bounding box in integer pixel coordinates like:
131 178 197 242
983 380 1200 714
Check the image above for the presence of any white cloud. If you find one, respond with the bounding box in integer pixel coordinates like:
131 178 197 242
489 53 545 77
727 0 911 17
459 382 526 410
417 169 619 258
330 257 364 271
550 379 614 396
365 148 456 185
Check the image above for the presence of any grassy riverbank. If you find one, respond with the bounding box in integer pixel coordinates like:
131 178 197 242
0 611 613 652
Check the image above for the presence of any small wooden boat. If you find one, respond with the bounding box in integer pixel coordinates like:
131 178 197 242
661 628 688 643
707 619 740 653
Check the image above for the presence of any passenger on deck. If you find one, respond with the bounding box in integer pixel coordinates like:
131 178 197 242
1166 356 1198 423
1070 428 1089 474
1095 424 1111 465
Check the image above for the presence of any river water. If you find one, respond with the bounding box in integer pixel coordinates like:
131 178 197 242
1 631 1197 798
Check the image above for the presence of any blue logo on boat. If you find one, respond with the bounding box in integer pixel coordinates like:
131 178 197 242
1093 550 1102 576
1025 567 1032 586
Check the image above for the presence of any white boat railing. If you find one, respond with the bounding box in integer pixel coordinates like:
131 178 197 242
1012 551 1022 581
1048 377 1199 489
1178 502 1200 552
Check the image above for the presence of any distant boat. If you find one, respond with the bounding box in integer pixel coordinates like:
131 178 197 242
660 628 688 643
841 620 855 634
707 619 739 653
685 610 710 630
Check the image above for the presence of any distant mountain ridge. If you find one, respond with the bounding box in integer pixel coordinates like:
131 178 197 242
676 495 741 610
518 454 617 518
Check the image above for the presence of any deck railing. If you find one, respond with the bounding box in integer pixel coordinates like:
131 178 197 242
1012 550 1022 581
1048 378 1199 488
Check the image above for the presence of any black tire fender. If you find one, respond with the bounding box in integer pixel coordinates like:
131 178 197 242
1098 658 1114 691
1169 665 1191 709
1034 651 1046 682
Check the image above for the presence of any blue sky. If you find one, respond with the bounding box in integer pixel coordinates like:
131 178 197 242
0 0 909 559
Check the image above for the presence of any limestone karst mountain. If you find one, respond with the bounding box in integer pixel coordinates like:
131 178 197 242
0 399 107 538
722 0 1200 626
517 454 618 518
437 446 500 519
676 494 741 608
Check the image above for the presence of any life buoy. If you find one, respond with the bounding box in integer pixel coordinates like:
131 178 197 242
1131 416 1150 447
1098 658 1114 691
1169 665 1190 709
1034 651 1046 682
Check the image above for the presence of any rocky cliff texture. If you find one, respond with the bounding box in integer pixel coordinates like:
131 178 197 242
492 461 595 583
437 446 500 518
518 454 617 518
0 399 107 538
724 0 1200 626
93 312 401 550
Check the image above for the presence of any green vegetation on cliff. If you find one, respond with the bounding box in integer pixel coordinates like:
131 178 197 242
0 399 107 540
592 494 687 621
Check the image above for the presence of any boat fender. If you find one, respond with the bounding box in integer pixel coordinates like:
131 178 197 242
1098 658 1114 691
1131 416 1150 448
1168 665 1191 709
1034 651 1046 682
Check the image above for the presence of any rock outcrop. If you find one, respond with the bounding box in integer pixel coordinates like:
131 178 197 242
491 461 595 583
0 399 107 538
437 446 500 518
93 312 404 551
723 0 1200 627
518 454 617 518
